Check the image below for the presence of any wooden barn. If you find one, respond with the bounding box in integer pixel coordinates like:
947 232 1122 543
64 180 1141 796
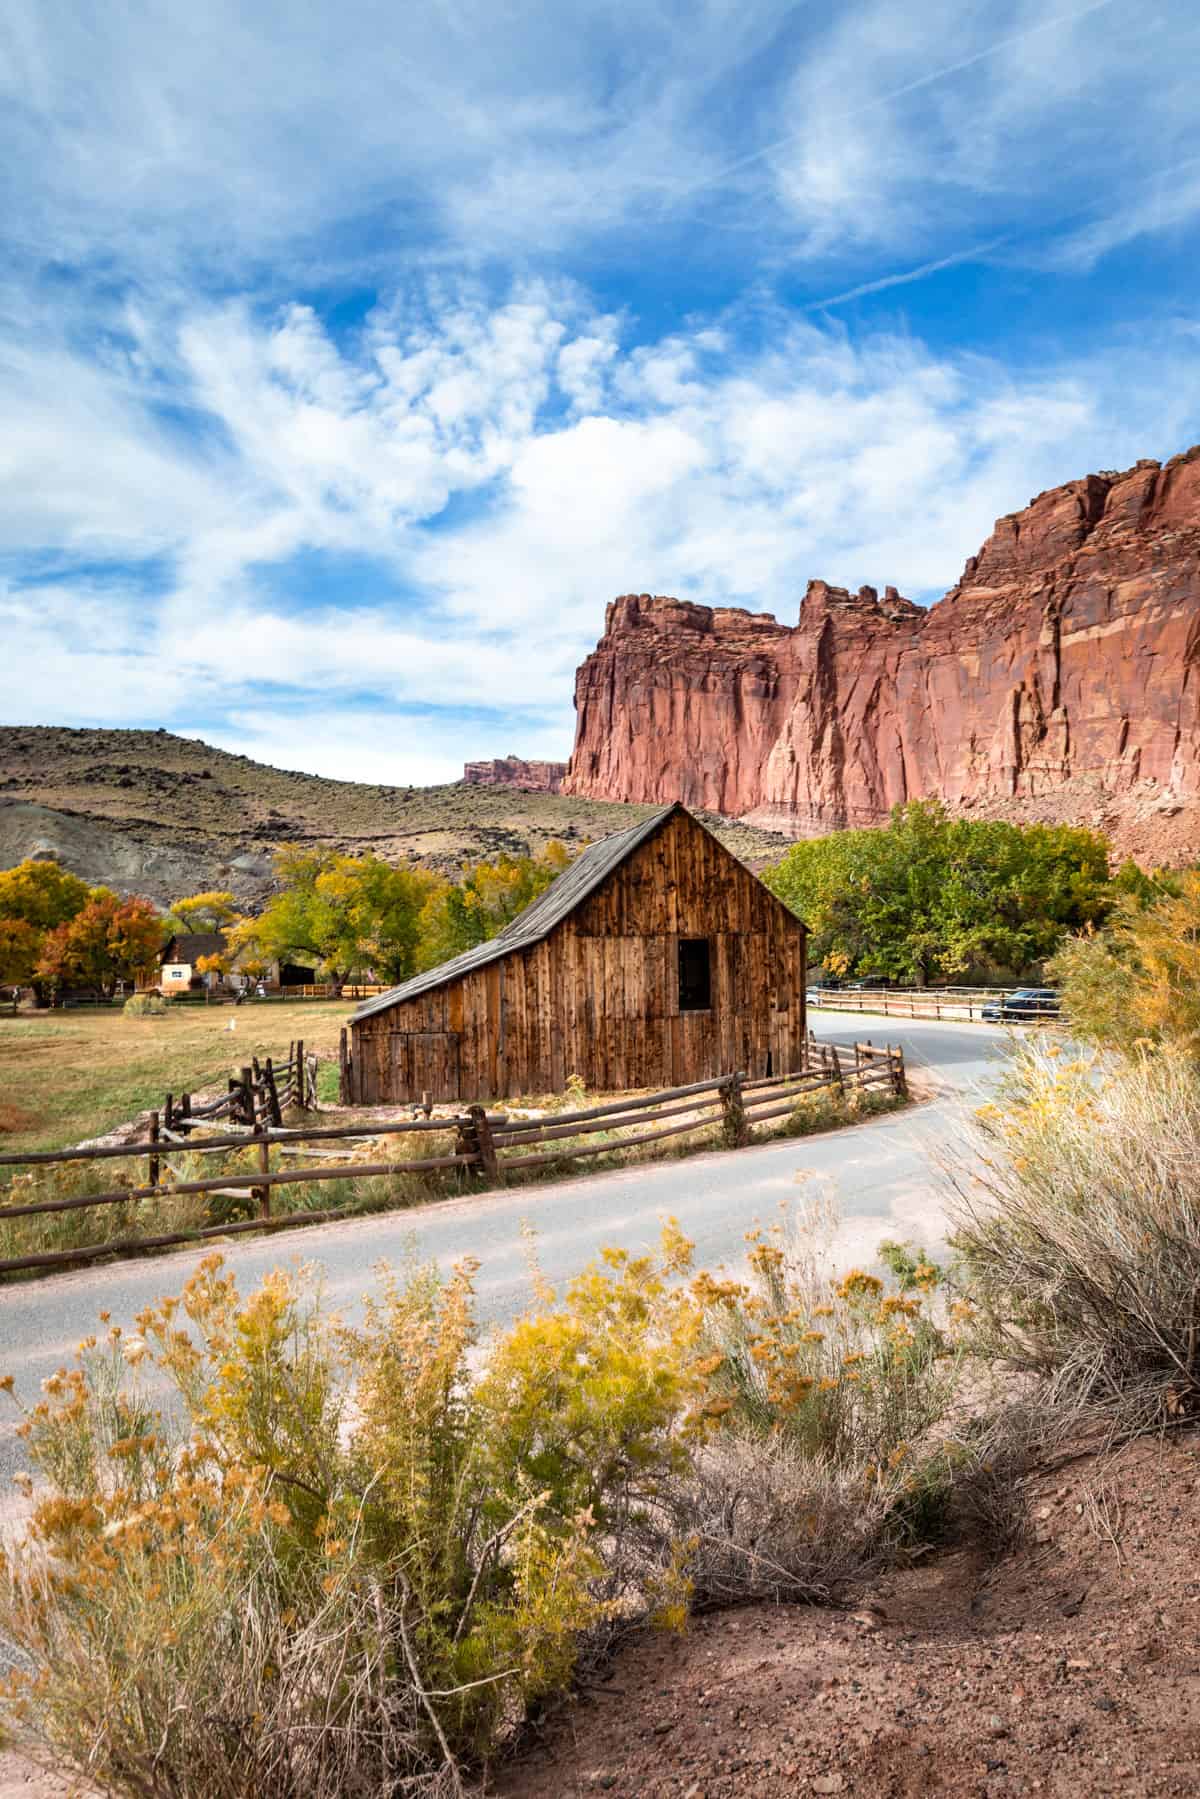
345 804 807 1105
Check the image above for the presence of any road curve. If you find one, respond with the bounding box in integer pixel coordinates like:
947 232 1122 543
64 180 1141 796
0 1017 1011 1480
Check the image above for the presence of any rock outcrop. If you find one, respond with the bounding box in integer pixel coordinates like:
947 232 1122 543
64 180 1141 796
563 448 1200 857
463 756 567 793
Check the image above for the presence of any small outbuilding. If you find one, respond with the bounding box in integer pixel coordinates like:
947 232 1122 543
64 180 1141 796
346 804 807 1105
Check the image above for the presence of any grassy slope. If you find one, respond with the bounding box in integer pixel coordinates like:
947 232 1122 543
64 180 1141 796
0 999 358 1156
0 727 794 903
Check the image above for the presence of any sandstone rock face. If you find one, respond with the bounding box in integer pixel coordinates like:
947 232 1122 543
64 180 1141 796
463 756 567 793
563 448 1200 857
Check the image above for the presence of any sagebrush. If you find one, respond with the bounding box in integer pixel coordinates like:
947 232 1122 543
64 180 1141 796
0 1220 973 1793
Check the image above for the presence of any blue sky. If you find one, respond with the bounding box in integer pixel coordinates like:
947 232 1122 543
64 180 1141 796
3 0 1200 784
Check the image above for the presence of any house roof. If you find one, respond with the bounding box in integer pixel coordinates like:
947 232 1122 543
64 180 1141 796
162 931 227 964
352 804 680 1023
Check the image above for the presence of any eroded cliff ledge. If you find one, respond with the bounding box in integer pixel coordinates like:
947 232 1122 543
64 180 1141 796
562 447 1200 859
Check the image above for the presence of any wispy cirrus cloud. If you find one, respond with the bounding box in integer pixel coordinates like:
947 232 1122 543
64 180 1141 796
2 0 1199 783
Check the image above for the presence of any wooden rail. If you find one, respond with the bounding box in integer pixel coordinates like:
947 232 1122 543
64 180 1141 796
0 1041 904 1275
811 988 1058 1023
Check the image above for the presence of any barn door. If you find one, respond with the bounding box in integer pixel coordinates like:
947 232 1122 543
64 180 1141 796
386 1031 461 1103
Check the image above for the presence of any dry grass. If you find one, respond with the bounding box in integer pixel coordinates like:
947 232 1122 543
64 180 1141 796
951 1038 1200 1432
0 998 357 1155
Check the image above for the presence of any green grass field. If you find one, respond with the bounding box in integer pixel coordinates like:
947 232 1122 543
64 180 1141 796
0 998 358 1156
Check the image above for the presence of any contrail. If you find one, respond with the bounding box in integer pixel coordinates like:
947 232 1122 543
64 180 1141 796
665 0 1125 205
805 238 1009 309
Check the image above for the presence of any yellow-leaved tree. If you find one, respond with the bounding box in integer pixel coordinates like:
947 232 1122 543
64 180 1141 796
1050 870 1200 1055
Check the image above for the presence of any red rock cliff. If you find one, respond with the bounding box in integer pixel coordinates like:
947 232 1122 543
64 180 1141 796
463 756 567 793
563 448 1200 855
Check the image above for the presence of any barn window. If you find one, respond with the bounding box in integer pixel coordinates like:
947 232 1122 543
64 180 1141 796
678 938 711 1012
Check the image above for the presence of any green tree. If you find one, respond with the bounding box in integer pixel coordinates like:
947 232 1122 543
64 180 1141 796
234 850 447 992
417 841 573 967
764 800 1113 985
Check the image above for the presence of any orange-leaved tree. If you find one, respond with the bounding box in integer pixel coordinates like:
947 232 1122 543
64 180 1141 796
35 892 163 999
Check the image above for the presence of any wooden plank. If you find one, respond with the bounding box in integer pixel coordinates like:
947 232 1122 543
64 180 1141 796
493 1072 734 1132
500 1111 721 1172
493 1089 724 1148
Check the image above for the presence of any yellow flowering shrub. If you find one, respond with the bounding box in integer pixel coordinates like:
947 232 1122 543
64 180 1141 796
686 1212 964 1511
0 1232 712 1794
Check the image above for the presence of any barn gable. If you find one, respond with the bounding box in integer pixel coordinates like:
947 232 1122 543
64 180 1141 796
348 805 807 1105
351 805 672 1024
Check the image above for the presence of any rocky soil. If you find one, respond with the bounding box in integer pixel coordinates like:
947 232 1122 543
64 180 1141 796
495 1430 1200 1798
564 447 1200 866
0 728 792 906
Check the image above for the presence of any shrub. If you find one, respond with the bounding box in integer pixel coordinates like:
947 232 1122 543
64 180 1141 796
691 1211 957 1471
0 1240 706 1792
951 1037 1200 1429
775 1084 904 1138
0 1223 986 1790
1049 871 1200 1056
122 992 167 1016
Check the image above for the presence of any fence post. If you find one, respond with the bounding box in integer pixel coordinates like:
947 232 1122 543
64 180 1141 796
251 1119 270 1220
830 1045 846 1099
147 1110 160 1189
295 1039 305 1107
720 1072 749 1147
339 1028 349 1104
890 1045 907 1098
263 1058 284 1128
240 1065 255 1127
468 1104 502 1183
164 1092 174 1134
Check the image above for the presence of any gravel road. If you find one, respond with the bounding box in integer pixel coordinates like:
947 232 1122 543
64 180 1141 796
0 1016 1012 1484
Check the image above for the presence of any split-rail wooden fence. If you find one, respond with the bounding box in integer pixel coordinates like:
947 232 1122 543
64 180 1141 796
812 986 1058 1023
0 1038 905 1277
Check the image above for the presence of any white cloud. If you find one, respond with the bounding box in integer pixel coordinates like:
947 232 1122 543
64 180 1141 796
5 281 1198 787
753 0 1200 270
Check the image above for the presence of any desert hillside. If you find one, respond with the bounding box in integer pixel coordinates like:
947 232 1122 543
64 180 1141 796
0 727 792 905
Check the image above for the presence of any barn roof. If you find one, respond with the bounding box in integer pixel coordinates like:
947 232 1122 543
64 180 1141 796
351 804 679 1022
162 931 226 964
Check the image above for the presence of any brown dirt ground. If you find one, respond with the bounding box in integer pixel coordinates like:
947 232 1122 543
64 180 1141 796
492 1430 1200 1799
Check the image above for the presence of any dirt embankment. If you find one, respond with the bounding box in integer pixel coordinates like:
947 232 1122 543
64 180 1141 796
496 1431 1200 1798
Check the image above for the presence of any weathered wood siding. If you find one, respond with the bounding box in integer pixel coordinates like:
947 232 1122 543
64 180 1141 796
350 810 806 1103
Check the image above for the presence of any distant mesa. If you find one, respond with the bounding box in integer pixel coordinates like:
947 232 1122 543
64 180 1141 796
463 756 567 794
562 445 1200 865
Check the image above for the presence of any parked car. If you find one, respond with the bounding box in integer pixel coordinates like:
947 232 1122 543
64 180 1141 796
981 987 1061 1023
805 975 842 1003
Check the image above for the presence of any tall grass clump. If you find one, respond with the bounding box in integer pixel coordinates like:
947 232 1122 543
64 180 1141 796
952 1037 1200 1429
0 1131 463 1272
